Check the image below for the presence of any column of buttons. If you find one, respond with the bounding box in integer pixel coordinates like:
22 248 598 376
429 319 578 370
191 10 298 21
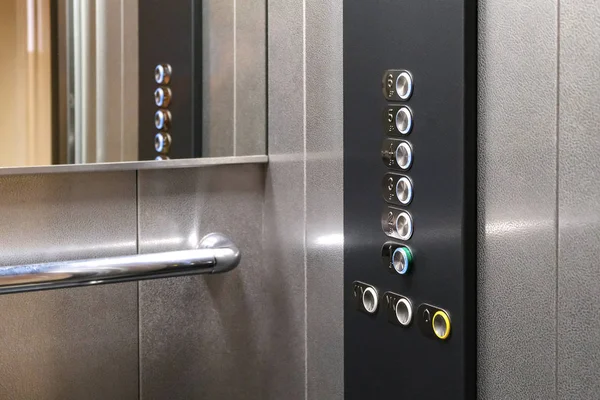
381 69 414 275
154 64 173 160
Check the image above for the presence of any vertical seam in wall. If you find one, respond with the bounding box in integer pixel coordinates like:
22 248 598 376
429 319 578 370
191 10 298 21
120 0 125 160
233 0 237 156
555 0 560 397
302 0 308 398
136 169 142 400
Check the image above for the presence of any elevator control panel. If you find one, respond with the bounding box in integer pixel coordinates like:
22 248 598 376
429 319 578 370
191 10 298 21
138 0 203 160
344 0 477 398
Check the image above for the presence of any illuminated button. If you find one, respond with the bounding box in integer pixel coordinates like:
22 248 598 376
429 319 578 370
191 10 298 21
396 71 413 100
392 246 413 275
154 132 172 153
432 310 451 340
395 107 413 134
395 142 413 170
362 287 379 314
395 211 413 241
154 64 172 84
395 177 413 205
155 110 171 130
395 298 413 326
154 87 172 107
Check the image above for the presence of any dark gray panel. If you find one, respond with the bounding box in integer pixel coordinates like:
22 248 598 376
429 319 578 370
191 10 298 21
138 165 304 400
0 172 138 400
558 0 600 397
305 0 344 399
478 0 558 398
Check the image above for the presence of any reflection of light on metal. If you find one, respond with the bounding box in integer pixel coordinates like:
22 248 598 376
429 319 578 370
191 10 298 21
27 0 35 53
314 233 343 247
486 219 552 238
88 280 103 285
188 231 199 248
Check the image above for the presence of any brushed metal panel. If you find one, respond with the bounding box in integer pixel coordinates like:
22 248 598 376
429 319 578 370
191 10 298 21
138 165 306 400
478 0 558 398
558 0 600 397
203 0 235 157
235 0 267 156
0 172 138 400
265 0 307 398
305 0 343 398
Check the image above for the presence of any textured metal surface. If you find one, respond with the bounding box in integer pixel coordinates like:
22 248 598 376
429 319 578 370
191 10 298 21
234 0 267 156
477 0 558 398
202 0 266 157
558 0 600 397
137 164 306 400
0 172 138 399
305 0 344 398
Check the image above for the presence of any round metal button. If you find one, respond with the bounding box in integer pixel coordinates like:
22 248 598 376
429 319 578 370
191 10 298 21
395 107 413 135
154 132 172 153
154 64 172 84
392 246 413 275
396 71 413 100
395 177 413 205
154 87 172 108
154 110 171 130
395 142 413 170
395 298 413 326
395 211 414 241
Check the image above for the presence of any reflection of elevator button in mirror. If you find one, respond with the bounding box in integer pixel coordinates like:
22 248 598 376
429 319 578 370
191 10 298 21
155 110 171 130
154 132 172 153
395 211 413 240
392 246 412 274
395 142 413 169
154 64 172 84
154 87 172 108
395 177 413 205
395 107 413 134
432 310 451 340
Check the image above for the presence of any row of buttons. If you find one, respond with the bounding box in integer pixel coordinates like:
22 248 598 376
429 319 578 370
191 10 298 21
353 281 451 341
381 70 414 271
154 64 173 160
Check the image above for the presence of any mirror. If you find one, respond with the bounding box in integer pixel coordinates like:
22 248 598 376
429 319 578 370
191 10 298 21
0 0 266 167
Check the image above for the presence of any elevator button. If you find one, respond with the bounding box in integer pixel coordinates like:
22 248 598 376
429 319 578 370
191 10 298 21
155 110 171 130
395 107 413 134
395 212 413 240
154 87 172 108
154 64 172 84
154 132 172 153
395 142 413 170
432 310 451 340
395 71 413 100
392 246 413 274
395 177 413 205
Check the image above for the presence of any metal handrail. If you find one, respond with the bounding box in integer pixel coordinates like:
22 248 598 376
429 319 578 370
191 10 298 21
0 233 240 294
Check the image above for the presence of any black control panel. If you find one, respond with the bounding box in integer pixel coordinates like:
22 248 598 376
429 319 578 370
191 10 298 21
138 0 203 160
344 0 477 398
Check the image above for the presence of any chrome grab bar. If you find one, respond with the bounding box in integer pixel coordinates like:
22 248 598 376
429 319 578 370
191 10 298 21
0 233 240 295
